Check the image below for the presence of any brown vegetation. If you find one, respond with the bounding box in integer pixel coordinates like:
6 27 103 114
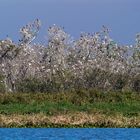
0 112 139 128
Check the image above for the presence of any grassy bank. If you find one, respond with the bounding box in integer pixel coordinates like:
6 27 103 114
0 90 140 127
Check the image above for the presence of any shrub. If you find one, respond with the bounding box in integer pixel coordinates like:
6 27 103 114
132 77 140 92
16 78 48 93
0 75 5 93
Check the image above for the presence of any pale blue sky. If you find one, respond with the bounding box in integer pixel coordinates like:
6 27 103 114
0 0 140 44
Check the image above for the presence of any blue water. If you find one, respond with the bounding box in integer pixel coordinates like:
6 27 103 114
0 128 139 140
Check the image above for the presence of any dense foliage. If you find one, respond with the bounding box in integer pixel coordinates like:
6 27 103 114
0 19 139 93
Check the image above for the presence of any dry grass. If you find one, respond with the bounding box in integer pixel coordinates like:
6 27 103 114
0 112 139 128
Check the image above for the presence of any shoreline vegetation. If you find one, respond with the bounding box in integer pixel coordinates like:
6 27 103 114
0 112 139 128
0 90 139 128
0 19 139 128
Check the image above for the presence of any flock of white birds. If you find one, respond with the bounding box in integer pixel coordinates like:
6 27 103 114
0 19 139 92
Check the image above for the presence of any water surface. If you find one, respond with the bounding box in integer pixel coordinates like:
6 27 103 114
0 128 139 140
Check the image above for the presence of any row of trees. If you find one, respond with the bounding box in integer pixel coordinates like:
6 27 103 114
0 19 139 93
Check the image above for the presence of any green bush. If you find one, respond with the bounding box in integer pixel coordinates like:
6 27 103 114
133 79 140 92
16 78 48 93
0 75 5 93
112 74 128 91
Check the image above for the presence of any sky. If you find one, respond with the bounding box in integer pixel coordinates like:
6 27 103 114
0 0 140 45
